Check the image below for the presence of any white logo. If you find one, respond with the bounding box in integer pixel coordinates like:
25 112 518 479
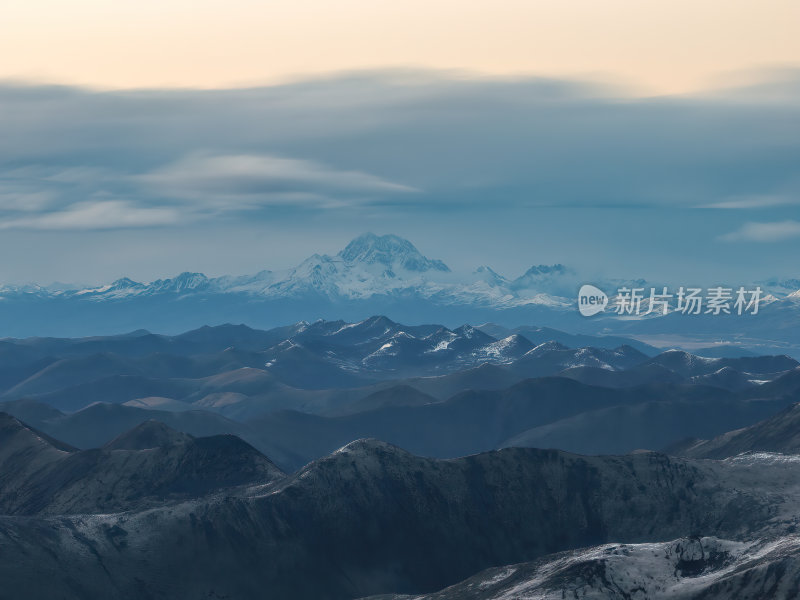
578 284 608 317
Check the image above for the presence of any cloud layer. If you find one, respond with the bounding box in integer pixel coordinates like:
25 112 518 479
139 153 417 210
0 70 798 232
0 154 418 230
720 220 800 243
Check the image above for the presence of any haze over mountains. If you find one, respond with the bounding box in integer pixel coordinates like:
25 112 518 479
2 233 800 357
0 316 798 473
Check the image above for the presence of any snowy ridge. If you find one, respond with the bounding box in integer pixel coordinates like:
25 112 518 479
0 233 577 308
388 536 800 600
2 234 799 342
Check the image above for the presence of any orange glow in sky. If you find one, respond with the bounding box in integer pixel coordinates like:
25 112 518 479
2 0 799 93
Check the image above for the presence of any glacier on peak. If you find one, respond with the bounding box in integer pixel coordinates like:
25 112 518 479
337 232 450 273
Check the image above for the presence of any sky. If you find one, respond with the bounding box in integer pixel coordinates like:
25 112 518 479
4 0 800 95
0 1 798 286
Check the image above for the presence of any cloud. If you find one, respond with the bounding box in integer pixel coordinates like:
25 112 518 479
697 195 798 209
719 220 800 242
0 69 798 232
137 153 417 209
0 153 416 229
0 190 58 212
0 165 123 222
0 200 181 230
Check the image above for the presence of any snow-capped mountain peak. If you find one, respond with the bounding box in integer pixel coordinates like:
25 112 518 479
473 266 508 287
519 264 569 277
337 233 450 273
511 263 576 296
108 277 143 290
150 272 211 293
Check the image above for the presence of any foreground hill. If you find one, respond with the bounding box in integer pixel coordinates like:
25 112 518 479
1 431 800 599
0 414 283 514
363 535 800 600
668 401 800 459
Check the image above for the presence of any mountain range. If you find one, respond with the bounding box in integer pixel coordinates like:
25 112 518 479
2 233 799 356
3 420 800 599
2 233 565 302
3 317 800 597
0 317 798 472
0 233 576 337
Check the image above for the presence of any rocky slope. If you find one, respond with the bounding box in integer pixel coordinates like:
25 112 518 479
361 535 800 599
1 437 800 599
669 402 800 459
0 415 283 515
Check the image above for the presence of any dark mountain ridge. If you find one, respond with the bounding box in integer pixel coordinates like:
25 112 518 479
0 413 284 515
667 401 800 459
0 435 796 599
